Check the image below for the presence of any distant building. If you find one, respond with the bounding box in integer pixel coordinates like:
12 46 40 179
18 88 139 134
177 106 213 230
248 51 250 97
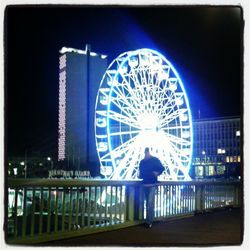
7 157 52 178
190 117 241 179
58 45 108 173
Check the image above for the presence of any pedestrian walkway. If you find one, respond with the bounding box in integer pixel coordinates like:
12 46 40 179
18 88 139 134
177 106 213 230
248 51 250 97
45 208 242 246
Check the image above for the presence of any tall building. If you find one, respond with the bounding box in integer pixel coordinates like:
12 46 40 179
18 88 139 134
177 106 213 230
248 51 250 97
58 45 108 173
191 117 241 179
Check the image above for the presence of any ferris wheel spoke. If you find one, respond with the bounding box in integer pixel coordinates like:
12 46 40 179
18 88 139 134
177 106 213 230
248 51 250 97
162 124 191 130
110 98 138 122
159 109 179 128
111 87 141 118
160 133 189 167
118 82 144 111
100 135 138 163
128 72 149 106
114 136 144 179
109 130 140 137
108 110 140 129
109 133 141 159
123 139 145 178
157 92 176 117
119 72 143 103
166 133 191 146
110 135 142 179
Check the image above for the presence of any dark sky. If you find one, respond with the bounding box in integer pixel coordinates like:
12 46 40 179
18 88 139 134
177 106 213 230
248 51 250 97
5 6 243 156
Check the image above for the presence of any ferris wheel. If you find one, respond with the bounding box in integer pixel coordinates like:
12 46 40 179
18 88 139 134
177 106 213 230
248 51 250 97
95 48 193 181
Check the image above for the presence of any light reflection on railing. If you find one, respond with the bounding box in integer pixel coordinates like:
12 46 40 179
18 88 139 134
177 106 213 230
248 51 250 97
7 179 241 244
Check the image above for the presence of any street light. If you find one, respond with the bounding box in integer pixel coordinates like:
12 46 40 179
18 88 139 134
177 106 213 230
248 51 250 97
20 161 27 178
47 157 54 171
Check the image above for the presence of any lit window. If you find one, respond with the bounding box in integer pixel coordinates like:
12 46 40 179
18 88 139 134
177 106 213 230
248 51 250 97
233 156 237 162
217 148 222 154
238 156 241 162
230 157 233 163
195 166 204 177
236 130 240 136
217 165 225 175
205 165 215 176
202 150 206 155
221 149 226 154
226 156 230 163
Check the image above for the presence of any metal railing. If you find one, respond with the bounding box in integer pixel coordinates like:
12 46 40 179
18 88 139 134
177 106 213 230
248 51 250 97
6 179 241 244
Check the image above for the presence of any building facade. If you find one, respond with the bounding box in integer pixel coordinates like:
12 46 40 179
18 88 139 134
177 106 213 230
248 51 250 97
190 117 241 179
58 45 108 173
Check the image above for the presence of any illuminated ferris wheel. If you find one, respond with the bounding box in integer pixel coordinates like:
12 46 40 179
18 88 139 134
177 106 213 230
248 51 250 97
95 48 193 181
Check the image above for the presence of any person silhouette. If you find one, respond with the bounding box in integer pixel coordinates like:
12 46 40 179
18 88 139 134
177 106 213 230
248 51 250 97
139 147 164 228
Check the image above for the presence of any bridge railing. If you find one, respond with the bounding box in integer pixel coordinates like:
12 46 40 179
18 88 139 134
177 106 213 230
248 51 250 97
6 179 241 244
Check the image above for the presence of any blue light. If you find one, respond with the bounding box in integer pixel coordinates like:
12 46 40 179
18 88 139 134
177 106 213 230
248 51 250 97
95 48 193 181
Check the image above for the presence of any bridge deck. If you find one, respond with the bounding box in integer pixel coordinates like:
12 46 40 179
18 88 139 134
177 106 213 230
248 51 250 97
45 208 242 246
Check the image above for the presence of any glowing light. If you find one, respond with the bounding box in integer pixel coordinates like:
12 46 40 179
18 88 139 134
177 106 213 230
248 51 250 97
58 54 66 161
60 46 107 59
95 48 193 181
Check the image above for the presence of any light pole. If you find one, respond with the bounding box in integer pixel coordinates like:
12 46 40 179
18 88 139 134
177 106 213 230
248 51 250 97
20 161 25 178
47 157 53 178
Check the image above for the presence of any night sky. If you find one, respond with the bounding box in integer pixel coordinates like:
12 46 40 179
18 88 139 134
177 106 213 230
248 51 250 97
5 6 243 156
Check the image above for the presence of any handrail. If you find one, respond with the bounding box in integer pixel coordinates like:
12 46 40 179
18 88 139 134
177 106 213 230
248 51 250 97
6 178 241 244
7 178 241 188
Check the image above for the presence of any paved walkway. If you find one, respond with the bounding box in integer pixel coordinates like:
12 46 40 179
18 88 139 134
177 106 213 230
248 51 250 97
47 208 242 247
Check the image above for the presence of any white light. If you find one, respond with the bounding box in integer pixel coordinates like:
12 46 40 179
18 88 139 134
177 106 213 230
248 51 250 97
169 78 177 91
202 151 206 155
90 52 97 56
47 157 51 161
128 56 139 68
97 142 108 152
236 130 240 136
107 77 113 86
176 97 184 106
138 113 158 131
96 117 107 127
182 130 190 138
95 48 193 181
118 65 127 74
180 113 188 122
20 162 25 166
217 148 222 154
13 168 18 175
59 47 86 55
100 95 108 105
101 55 108 59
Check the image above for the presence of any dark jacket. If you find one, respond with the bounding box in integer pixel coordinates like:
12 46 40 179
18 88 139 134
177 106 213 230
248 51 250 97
139 156 164 184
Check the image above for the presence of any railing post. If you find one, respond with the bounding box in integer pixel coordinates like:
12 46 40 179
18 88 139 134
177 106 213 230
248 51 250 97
134 185 144 221
126 186 135 221
195 184 204 213
234 183 241 207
